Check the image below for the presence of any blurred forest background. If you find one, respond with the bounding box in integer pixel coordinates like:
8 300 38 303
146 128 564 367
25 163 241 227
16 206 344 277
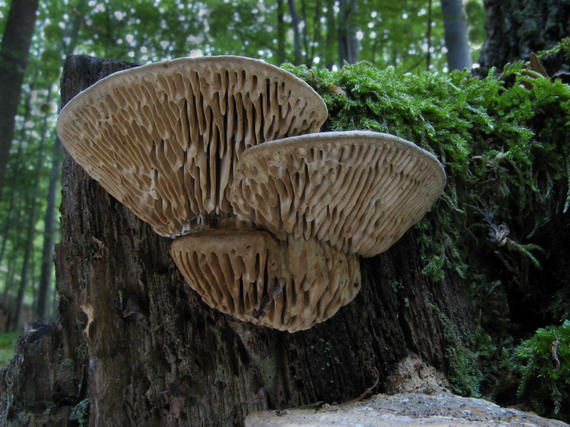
0 0 488 333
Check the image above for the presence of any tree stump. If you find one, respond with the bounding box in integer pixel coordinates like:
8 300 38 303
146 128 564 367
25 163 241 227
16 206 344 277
0 55 474 426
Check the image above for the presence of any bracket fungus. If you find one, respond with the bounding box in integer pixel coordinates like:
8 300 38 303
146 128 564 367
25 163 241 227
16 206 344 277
230 131 446 257
57 55 445 332
57 56 327 237
170 230 361 332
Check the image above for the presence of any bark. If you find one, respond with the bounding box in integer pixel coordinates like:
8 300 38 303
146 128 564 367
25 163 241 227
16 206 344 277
2 239 21 330
300 0 311 65
287 0 303 65
479 0 570 70
0 55 474 426
440 0 472 70
276 0 286 63
337 0 359 65
426 0 434 70
0 0 40 200
324 0 337 68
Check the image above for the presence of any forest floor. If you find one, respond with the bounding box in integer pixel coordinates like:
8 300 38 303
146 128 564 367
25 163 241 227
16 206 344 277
246 392 567 426
247 355 567 426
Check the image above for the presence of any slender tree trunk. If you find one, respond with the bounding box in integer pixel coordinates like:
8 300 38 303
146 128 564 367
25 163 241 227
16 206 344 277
0 0 40 200
0 55 474 425
479 0 570 70
440 0 472 70
312 0 323 64
287 0 303 65
299 0 312 65
1 192 24 305
276 0 286 63
426 0 434 70
35 140 63 322
324 0 337 68
3 241 21 330
338 0 359 65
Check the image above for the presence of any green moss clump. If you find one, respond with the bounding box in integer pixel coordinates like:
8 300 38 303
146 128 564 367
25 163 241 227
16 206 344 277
69 398 90 426
284 61 569 285
282 60 570 417
515 320 570 421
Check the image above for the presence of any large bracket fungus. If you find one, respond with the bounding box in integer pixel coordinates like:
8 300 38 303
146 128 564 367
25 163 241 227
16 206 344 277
230 131 446 257
57 56 327 237
57 56 445 332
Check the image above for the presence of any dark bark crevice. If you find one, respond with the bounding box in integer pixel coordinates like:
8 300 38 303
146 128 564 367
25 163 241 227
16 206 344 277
479 0 570 71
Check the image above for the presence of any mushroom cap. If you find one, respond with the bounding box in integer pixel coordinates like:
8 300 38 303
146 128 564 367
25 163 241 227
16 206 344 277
230 131 446 257
170 230 361 332
57 56 328 237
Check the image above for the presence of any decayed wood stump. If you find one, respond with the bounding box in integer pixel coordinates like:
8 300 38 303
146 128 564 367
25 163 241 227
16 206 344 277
0 55 474 426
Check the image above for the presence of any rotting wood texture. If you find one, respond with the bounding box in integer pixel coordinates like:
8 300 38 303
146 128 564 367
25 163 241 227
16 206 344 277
0 55 474 426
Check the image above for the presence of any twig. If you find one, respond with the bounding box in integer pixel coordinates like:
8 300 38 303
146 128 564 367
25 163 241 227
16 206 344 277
552 337 561 372
342 367 380 405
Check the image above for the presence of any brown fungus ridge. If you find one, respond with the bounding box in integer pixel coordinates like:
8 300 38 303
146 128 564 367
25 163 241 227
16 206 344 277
56 56 328 237
170 230 361 332
230 131 446 258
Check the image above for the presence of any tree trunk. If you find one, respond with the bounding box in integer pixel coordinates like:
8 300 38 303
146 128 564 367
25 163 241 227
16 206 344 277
2 239 21 330
337 0 359 65
440 0 472 70
0 0 40 200
324 0 337 69
276 0 286 64
35 139 63 322
287 0 303 65
0 55 474 425
479 0 570 70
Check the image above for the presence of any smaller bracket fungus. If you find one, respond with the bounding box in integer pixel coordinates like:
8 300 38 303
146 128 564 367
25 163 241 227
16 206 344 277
170 230 361 332
57 56 327 238
230 131 446 257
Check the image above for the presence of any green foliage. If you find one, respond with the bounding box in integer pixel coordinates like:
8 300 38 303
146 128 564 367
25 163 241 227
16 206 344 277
561 38 570 61
465 0 486 46
429 303 482 396
285 62 569 286
26 0 458 70
285 58 570 410
515 321 570 420
69 398 90 426
0 330 20 368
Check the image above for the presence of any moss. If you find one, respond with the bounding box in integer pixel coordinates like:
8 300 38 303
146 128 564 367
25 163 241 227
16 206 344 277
0 331 21 368
428 303 482 396
515 320 570 421
282 56 570 418
69 398 90 427
284 59 569 288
